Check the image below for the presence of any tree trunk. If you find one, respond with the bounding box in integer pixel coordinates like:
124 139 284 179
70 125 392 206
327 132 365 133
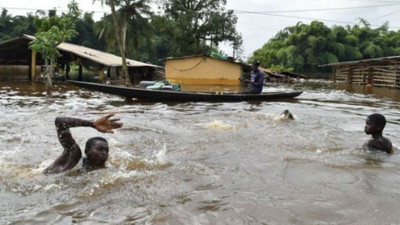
109 0 131 86
45 59 53 97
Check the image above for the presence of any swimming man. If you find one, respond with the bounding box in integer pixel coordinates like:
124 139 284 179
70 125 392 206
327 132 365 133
363 113 393 154
44 114 123 174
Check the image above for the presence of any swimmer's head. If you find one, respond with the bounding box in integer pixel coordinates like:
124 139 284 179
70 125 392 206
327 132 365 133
85 137 109 166
282 109 290 115
365 113 386 135
281 109 294 120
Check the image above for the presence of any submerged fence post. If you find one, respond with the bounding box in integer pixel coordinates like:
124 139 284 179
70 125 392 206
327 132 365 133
332 67 336 83
367 67 374 86
66 63 70 80
30 50 36 81
78 64 83 81
348 67 353 84
98 65 104 83
396 61 399 88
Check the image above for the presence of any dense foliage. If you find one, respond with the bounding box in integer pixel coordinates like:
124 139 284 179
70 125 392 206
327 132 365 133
162 0 241 56
28 1 81 94
30 3 81 61
0 9 35 41
0 0 240 66
1 1 400 74
250 20 400 73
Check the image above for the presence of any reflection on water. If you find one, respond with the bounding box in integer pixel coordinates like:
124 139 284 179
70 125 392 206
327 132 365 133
1 80 400 224
337 83 400 102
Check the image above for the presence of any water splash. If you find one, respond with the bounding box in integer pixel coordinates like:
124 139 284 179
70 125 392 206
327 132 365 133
205 120 235 130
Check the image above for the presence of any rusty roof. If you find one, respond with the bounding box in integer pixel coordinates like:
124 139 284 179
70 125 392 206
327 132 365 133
2 34 161 68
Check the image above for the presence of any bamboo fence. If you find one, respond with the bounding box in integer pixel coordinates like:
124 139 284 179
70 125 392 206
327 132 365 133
333 60 400 88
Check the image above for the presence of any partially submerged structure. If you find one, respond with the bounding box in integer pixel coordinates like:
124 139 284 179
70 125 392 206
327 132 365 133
165 55 249 86
259 67 307 83
0 34 161 83
321 56 400 88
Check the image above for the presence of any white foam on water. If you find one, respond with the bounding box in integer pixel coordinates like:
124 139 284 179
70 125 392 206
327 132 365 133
62 101 88 111
109 140 170 173
205 120 235 130
31 159 53 175
155 144 167 163
255 112 275 121
82 170 139 197
44 183 60 192
108 138 124 149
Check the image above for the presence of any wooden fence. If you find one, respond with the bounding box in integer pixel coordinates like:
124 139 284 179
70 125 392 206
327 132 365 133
333 60 400 88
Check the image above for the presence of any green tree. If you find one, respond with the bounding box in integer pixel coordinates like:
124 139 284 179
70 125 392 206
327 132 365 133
142 15 179 63
0 9 14 41
163 0 241 56
96 0 153 86
96 0 130 85
29 1 81 95
71 12 105 50
251 19 400 74
95 0 153 59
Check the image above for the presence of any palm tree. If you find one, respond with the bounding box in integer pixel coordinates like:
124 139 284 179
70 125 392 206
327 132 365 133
119 0 153 56
95 0 153 86
0 9 13 41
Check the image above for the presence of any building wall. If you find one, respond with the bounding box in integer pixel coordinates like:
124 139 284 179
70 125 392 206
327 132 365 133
334 61 400 88
165 56 242 85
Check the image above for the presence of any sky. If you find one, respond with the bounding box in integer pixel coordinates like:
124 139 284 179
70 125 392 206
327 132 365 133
1 0 400 60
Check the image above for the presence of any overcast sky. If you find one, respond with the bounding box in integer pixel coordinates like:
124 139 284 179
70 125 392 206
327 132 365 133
1 0 400 59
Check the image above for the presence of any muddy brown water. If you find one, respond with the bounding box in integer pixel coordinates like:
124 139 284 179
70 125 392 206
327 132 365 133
1 80 400 225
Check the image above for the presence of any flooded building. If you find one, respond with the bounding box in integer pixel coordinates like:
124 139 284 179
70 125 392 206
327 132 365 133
165 55 248 86
321 56 400 88
0 34 162 83
259 67 307 83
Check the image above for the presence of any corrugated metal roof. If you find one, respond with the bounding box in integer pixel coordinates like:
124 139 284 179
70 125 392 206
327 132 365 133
319 55 400 67
22 34 161 68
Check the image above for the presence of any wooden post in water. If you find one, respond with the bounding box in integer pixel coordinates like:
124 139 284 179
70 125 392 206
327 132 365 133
367 67 374 86
348 67 353 84
75 56 83 81
98 65 104 83
332 67 336 83
30 50 36 81
28 53 32 80
65 63 70 80
78 64 83 81
396 61 399 88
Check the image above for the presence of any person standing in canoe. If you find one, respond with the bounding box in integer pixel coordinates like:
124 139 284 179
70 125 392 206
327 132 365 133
241 61 265 94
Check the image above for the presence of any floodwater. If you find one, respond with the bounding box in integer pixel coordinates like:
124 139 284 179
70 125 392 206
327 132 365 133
1 80 400 225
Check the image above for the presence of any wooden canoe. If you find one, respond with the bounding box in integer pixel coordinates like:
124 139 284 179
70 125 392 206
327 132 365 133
68 80 302 102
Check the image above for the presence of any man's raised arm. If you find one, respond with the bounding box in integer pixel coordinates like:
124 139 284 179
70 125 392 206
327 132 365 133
44 114 122 174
